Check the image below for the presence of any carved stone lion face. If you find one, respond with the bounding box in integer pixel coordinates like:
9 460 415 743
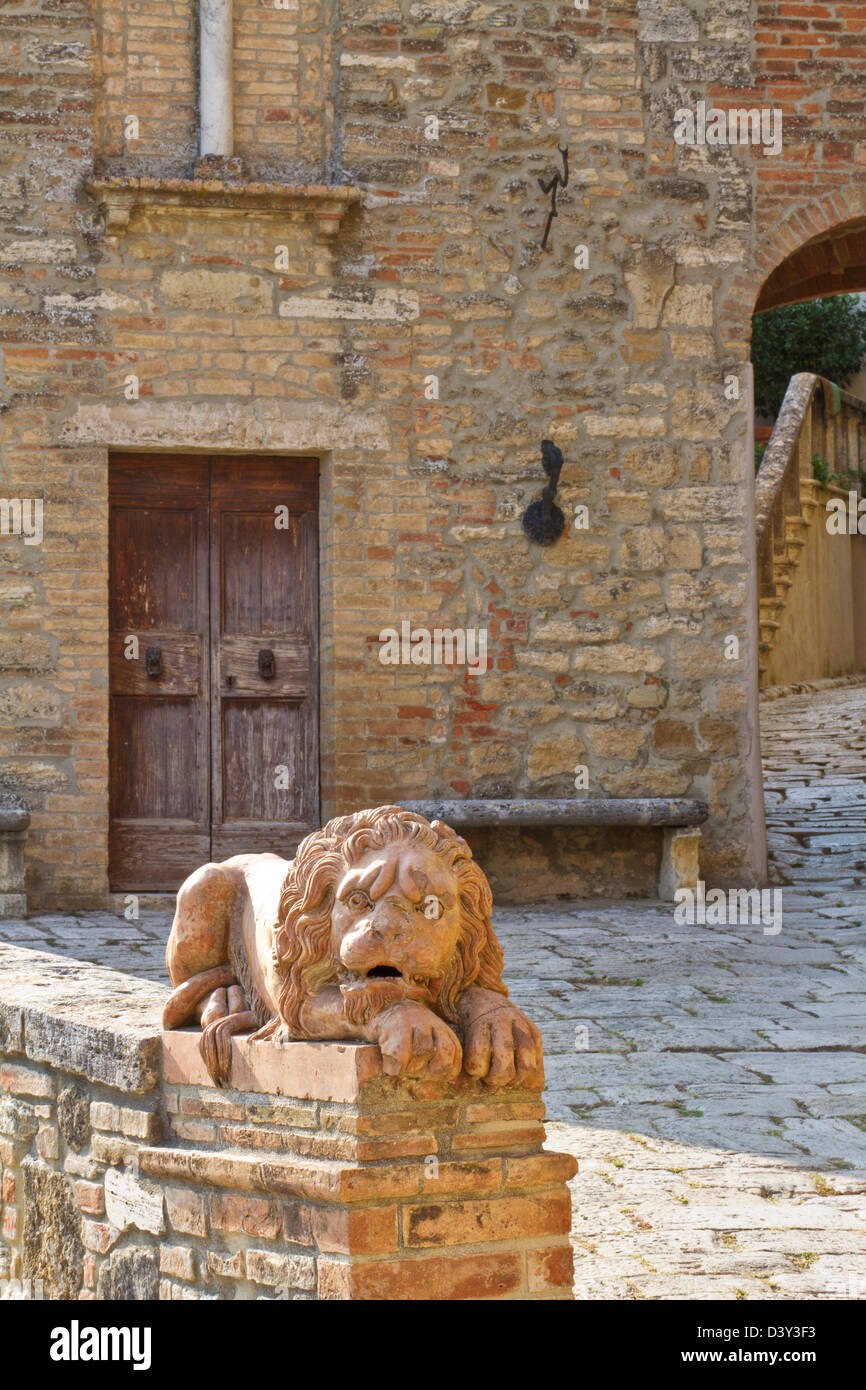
331 842 463 1016
270 806 508 1038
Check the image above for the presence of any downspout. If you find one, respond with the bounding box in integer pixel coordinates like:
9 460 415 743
200 0 233 158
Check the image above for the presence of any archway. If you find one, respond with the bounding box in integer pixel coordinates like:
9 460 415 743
720 197 866 885
747 214 866 893
755 217 866 313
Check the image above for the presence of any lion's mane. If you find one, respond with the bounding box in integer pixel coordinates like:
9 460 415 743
257 806 507 1040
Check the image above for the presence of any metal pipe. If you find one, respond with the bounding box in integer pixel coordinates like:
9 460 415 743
200 0 233 157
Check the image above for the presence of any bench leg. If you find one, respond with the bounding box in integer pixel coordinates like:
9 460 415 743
0 829 27 918
659 827 701 900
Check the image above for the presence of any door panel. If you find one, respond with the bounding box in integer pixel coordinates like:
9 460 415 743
221 700 308 822
109 454 319 890
109 457 209 891
110 698 201 819
210 457 319 862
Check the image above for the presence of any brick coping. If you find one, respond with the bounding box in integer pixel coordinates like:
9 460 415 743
162 1029 383 1103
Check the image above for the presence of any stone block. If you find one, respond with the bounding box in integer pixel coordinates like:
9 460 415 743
623 248 675 329
104 1166 166 1235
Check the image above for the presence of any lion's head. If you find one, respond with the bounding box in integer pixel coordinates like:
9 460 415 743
265 806 507 1039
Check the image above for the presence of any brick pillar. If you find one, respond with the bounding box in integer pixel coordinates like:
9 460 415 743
152 1033 577 1300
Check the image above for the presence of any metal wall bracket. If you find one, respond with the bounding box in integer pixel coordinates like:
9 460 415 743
522 439 565 545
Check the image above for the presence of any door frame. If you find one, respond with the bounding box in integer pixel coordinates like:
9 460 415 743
106 450 323 893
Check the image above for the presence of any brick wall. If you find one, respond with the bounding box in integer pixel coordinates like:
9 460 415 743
3 1 866 906
94 0 335 179
0 945 576 1300
0 1 108 908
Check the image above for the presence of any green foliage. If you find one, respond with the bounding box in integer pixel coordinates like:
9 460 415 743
754 441 767 473
810 455 866 493
751 294 866 415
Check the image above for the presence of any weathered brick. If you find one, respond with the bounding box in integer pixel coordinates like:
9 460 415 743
282 1202 313 1247
1 1065 54 1100
404 1193 572 1248
159 1243 197 1283
165 1186 208 1238
312 1205 399 1255
527 1245 575 1293
245 1248 316 1291
206 1250 245 1280
210 1193 281 1240
318 1251 524 1301
82 1220 119 1255
74 1180 105 1216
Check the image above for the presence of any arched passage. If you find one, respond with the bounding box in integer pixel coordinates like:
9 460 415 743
743 209 866 901
720 194 866 885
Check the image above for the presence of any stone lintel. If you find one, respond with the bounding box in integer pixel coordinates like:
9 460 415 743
86 175 362 240
60 399 391 454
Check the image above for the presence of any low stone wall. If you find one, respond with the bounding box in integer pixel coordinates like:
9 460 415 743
0 944 576 1300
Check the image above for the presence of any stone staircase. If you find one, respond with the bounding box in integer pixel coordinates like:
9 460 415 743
755 372 866 687
758 477 822 683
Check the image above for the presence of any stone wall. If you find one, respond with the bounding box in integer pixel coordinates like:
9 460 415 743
0 944 576 1300
4 1 866 905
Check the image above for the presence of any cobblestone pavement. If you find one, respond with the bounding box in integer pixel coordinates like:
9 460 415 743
762 682 866 891
2 682 865 1299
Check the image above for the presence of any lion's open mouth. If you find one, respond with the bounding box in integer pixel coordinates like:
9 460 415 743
337 967 431 1027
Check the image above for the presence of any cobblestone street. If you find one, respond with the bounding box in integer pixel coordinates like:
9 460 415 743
2 681 864 1300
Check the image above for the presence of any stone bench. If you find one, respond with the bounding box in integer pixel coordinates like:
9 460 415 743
398 798 707 899
0 794 29 919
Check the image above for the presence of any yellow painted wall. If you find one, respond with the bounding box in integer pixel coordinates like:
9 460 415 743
764 486 866 686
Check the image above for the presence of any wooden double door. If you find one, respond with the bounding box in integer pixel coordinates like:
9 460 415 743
109 455 319 891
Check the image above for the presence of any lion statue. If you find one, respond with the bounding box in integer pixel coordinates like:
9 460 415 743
163 805 543 1089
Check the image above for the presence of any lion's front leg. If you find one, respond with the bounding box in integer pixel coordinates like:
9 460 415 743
457 986 544 1088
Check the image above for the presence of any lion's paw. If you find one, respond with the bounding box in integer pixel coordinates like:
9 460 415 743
369 1001 462 1081
461 999 544 1089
